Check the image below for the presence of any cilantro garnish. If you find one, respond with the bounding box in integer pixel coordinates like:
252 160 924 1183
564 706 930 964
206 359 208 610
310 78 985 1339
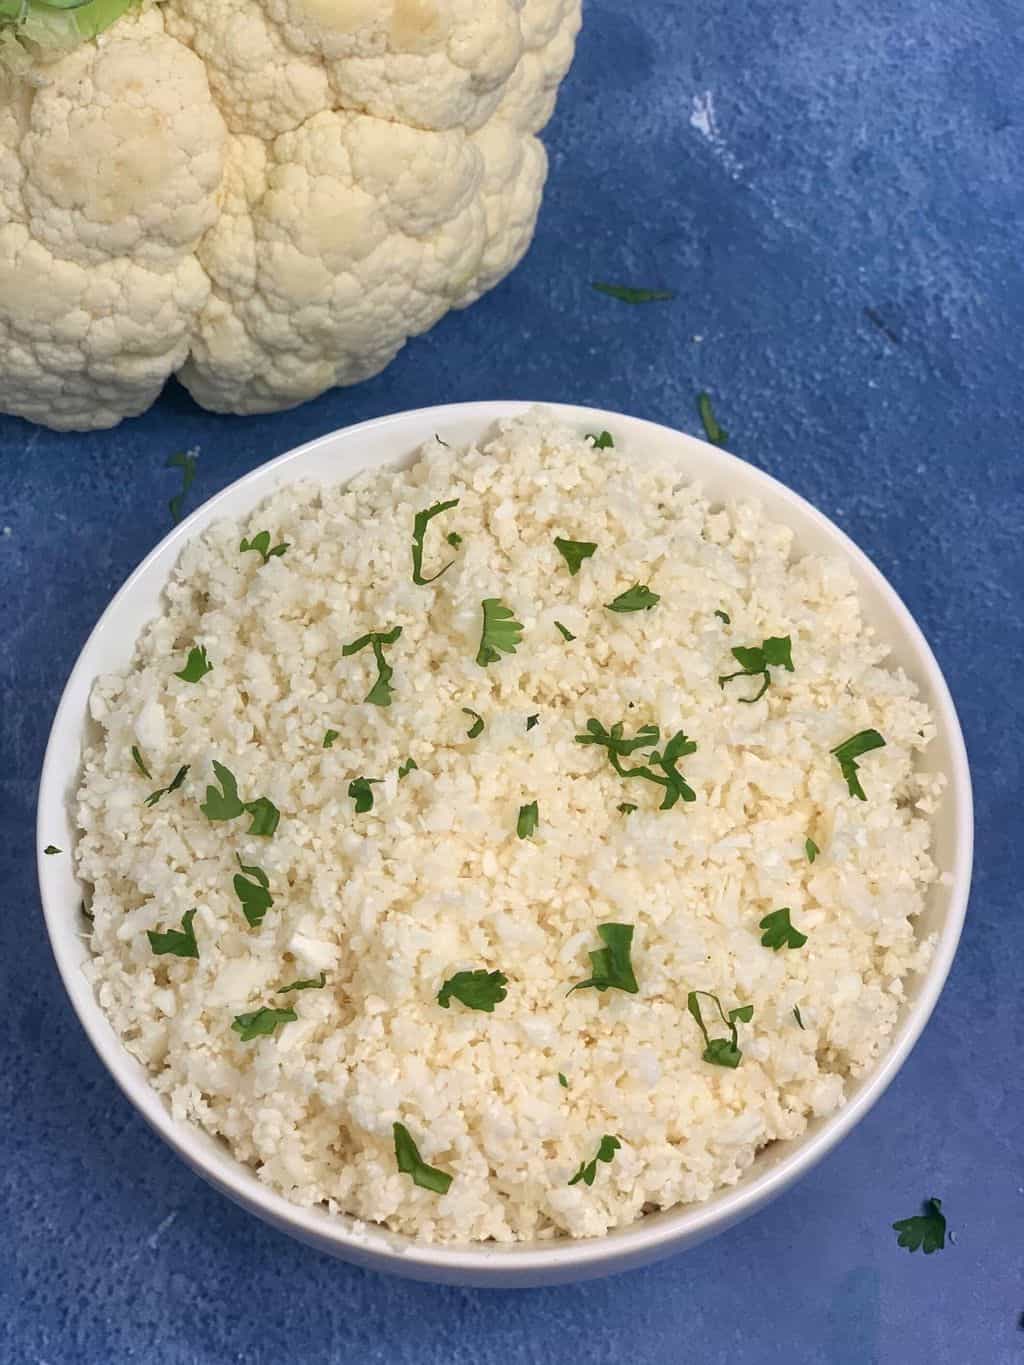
147 908 199 960
167 449 197 524
348 776 380 813
476 598 524 667
279 972 327 993
576 719 697 809
446 531 462 548
558 1072 569 1088
554 537 597 576
592 282 675 304
343 626 403 707
568 923 638 995
462 707 485 739
144 764 189 808
233 855 273 928
200 762 278 835
831 729 887 800
398 757 418 779
759 907 807 951
718 635 794 703
617 802 637 815
231 1007 296 1042
714 610 730 625
245 797 280 837
687 991 753 1068
606 584 660 613
323 730 339 749
175 645 213 683
44 844 61 855
437 969 508 1013
131 745 151 779
517 801 539 839
893 1198 946 1254
697 392 728 447
393 1122 452 1194
805 837 819 863
526 714 540 732
412 499 460 585
569 1135 621 1186
555 621 576 642
586 431 615 449
793 1005 806 1029
239 531 289 564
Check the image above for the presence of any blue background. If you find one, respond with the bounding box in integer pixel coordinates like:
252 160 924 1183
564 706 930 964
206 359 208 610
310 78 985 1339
3 1 1021 1360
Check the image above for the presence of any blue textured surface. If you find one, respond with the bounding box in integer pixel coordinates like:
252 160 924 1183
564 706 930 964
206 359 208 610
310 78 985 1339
3 1 1022 1359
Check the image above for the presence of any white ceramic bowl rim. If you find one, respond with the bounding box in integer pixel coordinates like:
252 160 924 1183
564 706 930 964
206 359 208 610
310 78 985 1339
37 402 973 1283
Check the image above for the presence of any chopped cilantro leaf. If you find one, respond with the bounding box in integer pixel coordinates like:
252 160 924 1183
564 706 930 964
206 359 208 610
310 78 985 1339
348 776 380 814
398 757 418 779
893 1198 946 1254
569 1135 621 1186
805 837 820 863
231 1007 296 1042
393 1122 453 1194
412 499 460 585
167 449 197 524
44 844 61 855
343 626 403 707
606 584 660 613
279 972 327 993
147 908 199 960
131 745 151 779
759 907 807 951
793 1005 806 1029
145 764 190 809
233 855 273 928
462 707 485 739
687 991 753 1068
446 531 462 548
569 923 638 995
476 598 524 667
592 282 675 304
714 610 731 625
323 730 339 749
245 797 280 838
576 719 697 809
201 762 245 820
558 1072 569 1088
617 803 637 815
554 537 597 576
718 635 794 703
697 392 728 447
831 729 887 800
586 431 615 449
526 714 540 732
437 969 508 1013
517 801 539 839
555 620 576 642
175 645 213 683
239 531 289 564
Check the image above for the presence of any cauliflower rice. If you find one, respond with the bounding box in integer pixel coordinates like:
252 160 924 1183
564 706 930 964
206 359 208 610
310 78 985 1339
76 409 945 1243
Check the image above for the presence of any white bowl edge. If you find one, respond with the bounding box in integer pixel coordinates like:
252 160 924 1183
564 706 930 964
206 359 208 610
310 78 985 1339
36 401 974 1287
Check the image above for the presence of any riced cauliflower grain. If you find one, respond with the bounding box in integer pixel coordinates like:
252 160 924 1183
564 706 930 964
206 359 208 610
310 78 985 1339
76 409 944 1243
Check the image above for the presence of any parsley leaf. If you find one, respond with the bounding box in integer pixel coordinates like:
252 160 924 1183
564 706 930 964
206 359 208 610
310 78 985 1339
398 757 418 779
569 923 638 995
592 282 675 304
554 537 597 576
555 621 576 642
893 1198 946 1254
245 797 280 837
718 635 794 703
343 626 402 707
714 610 731 625
233 855 273 928
446 531 462 548
412 499 460 585
586 431 615 449
231 1007 296 1042
805 837 820 863
167 449 197 524
348 776 380 813
437 969 508 1013
526 714 540 732
131 745 151 779
617 802 637 815
517 801 539 839
606 584 660 613
145 764 190 809
147 908 199 960
687 991 753 1068
831 729 887 800
44 844 61 855
199 762 277 834
697 392 728 447
279 972 326 993
759 907 808 951
393 1122 453 1194
793 1005 806 1029
476 598 524 667
462 707 485 739
558 1072 569 1088
569 1135 621 1186
239 530 289 564
576 719 697 810
323 730 339 749
175 645 213 683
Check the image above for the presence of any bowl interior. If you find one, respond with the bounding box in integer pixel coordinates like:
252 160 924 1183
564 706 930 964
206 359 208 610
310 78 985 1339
37 402 972 1286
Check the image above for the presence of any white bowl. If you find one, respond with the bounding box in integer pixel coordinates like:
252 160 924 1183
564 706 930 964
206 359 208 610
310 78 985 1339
37 402 972 1288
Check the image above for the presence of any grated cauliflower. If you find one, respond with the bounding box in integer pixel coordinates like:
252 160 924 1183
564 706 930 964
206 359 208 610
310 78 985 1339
0 0 581 430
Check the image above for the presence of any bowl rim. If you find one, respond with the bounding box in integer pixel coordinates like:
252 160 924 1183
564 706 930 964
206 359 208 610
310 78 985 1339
37 400 973 1279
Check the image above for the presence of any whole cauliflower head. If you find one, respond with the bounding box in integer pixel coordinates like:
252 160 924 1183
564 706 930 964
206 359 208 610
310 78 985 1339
0 0 581 430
